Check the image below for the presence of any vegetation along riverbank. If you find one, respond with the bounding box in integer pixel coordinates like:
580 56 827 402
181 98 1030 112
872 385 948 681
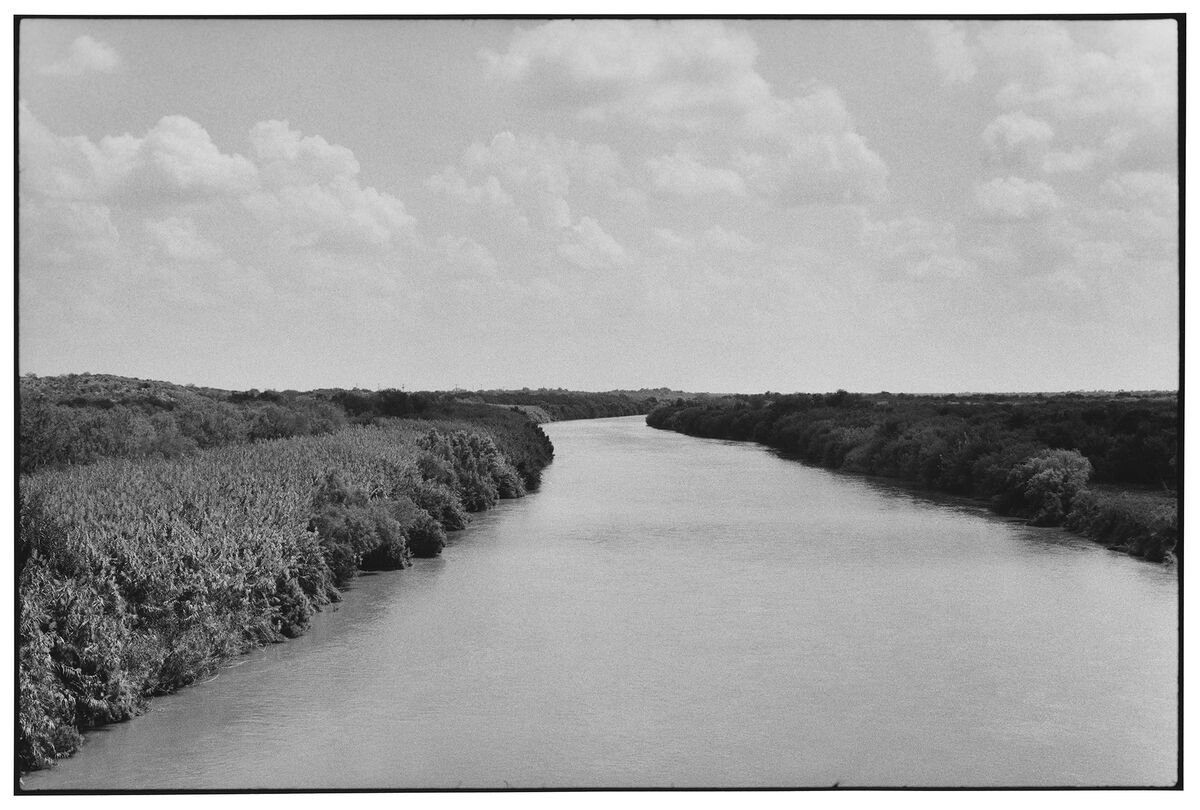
18 373 596 772
648 390 1179 563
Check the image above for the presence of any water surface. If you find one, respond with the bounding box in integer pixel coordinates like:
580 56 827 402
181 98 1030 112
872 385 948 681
26 416 1178 789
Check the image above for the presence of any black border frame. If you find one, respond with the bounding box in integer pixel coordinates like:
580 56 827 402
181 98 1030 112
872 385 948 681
11 12 1186 795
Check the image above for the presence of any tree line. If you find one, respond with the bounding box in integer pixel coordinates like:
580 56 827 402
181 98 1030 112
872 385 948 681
647 390 1178 562
18 373 643 475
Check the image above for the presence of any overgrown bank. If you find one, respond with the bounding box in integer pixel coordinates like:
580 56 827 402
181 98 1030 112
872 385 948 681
18 413 553 773
647 391 1178 562
19 373 649 473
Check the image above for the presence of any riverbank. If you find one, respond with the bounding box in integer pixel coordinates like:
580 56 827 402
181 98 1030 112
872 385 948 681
646 392 1178 563
22 415 1177 789
18 413 554 774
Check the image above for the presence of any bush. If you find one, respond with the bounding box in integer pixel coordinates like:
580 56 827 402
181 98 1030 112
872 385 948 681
1002 449 1093 525
403 478 468 531
1066 489 1179 562
18 417 550 772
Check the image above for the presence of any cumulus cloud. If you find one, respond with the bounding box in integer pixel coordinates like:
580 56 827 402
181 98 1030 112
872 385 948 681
19 103 420 320
1102 170 1177 209
645 150 746 196
863 217 974 280
144 216 222 262
956 20 1176 177
919 21 977 85
558 216 628 270
1089 170 1178 250
438 234 501 282
1041 147 1100 174
702 225 758 254
653 227 690 253
243 120 413 252
131 116 261 199
483 19 768 132
934 19 1177 307
428 131 638 234
20 104 259 202
21 105 414 254
747 87 892 205
736 130 888 205
425 167 516 210
249 120 360 186
985 21 1176 129
485 20 888 207
982 111 1054 156
41 34 119 76
975 176 1062 221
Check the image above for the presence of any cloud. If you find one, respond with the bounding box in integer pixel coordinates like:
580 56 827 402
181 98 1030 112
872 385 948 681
19 104 259 202
20 197 119 267
483 19 768 132
975 176 1062 221
919 21 977 85
1041 147 1100 174
243 120 413 252
438 235 501 282
952 20 1176 178
131 116 260 199
485 20 888 207
982 111 1054 156
428 131 639 235
425 166 516 210
743 87 891 204
41 34 119 76
653 227 690 252
746 86 892 205
923 19 1177 313
20 104 421 322
249 120 360 186
1102 170 1176 209
702 225 758 254
863 216 974 280
736 130 888 205
558 216 628 270
645 150 745 196
144 216 222 262
984 20 1176 128
1089 171 1178 251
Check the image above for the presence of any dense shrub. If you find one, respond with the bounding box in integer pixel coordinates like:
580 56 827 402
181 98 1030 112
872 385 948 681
17 418 550 773
1066 489 1179 562
468 389 647 421
416 429 527 512
403 478 469 531
999 449 1093 525
18 374 561 478
648 390 1178 560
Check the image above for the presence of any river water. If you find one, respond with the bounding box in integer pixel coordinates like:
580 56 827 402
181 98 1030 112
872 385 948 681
25 415 1178 790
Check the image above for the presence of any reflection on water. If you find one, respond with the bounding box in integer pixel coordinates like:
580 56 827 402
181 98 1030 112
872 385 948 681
25 416 1178 789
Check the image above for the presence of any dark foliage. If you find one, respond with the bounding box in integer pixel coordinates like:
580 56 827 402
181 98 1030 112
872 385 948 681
469 389 649 421
17 411 552 773
648 390 1179 561
18 374 563 480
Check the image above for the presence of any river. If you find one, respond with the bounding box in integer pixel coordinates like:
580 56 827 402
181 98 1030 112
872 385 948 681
24 415 1178 789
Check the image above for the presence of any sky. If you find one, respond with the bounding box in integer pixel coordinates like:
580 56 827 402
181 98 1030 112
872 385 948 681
16 17 1180 394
